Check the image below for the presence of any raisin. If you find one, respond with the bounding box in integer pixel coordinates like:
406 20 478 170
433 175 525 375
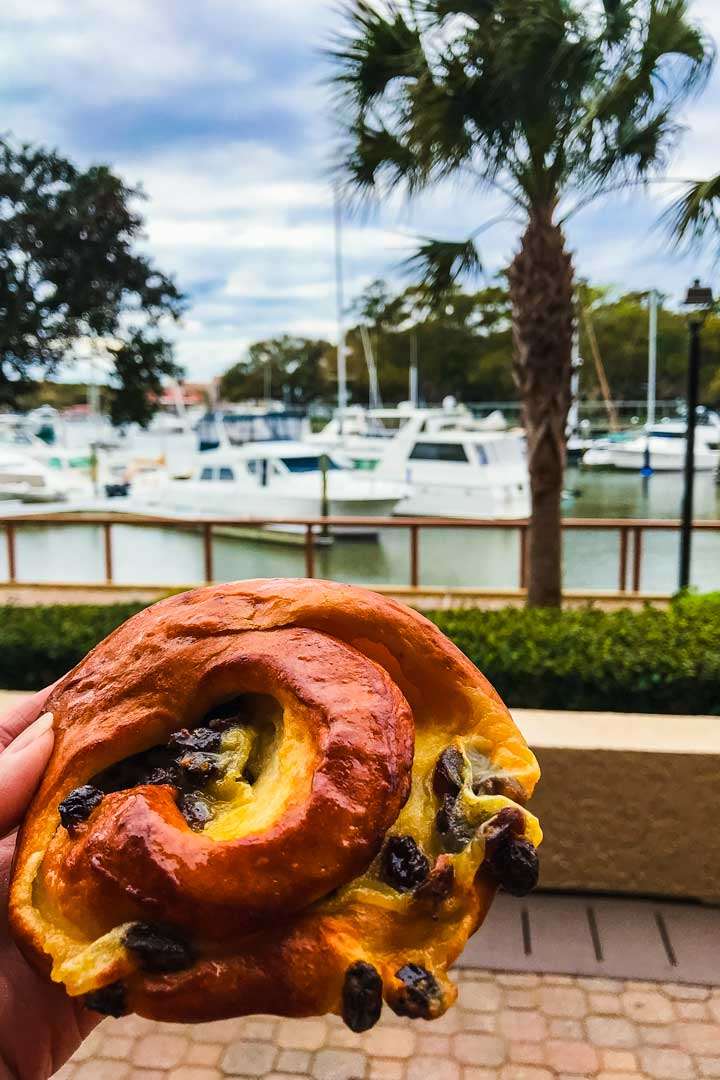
123 922 194 974
204 697 246 731
58 785 104 830
178 792 212 830
473 774 527 804
145 766 179 787
176 751 220 783
168 727 221 753
433 746 466 799
485 806 525 843
341 960 383 1032
435 795 475 853
391 964 443 1019
414 855 455 906
94 745 178 793
484 836 539 896
84 981 126 1017
379 836 430 892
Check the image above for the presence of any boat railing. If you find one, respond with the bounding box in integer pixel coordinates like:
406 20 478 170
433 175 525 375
2 512 720 597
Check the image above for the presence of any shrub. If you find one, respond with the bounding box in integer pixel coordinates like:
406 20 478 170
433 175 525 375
429 597 720 715
0 604 145 690
0 597 718 713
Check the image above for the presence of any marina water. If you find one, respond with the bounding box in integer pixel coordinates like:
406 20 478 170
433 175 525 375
2 466 719 594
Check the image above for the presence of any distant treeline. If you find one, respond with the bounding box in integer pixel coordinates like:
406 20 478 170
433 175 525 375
17 280 720 415
219 280 720 409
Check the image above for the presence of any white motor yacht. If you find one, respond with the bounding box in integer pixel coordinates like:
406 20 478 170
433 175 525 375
0 448 92 503
585 421 720 472
310 402 507 470
374 424 529 518
127 442 410 529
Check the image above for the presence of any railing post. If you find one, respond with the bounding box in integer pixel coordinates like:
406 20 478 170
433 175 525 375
203 523 213 584
103 522 113 584
519 525 528 591
410 525 419 588
6 523 16 584
305 524 315 579
632 526 643 593
618 527 629 593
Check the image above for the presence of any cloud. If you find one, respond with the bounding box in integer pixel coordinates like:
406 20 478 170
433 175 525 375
1 0 720 383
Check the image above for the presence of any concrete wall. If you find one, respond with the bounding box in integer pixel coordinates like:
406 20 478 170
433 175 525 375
516 709 720 904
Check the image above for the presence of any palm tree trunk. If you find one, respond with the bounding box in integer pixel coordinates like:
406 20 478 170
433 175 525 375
508 209 574 607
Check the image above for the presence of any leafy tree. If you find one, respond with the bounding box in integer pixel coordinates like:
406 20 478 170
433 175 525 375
579 287 720 408
219 336 334 405
0 138 185 422
330 0 713 605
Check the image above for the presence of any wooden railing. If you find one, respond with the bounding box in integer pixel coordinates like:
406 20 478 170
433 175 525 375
2 512 720 594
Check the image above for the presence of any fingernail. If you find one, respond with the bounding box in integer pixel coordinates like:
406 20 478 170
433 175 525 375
6 712 54 755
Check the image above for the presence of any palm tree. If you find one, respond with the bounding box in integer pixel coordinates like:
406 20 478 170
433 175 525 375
329 0 713 606
668 174 720 248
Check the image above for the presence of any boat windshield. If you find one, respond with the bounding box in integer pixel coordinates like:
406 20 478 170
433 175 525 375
280 456 341 473
408 442 469 462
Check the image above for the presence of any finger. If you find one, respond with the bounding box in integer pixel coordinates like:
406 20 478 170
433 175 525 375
0 726 55 837
6 711 54 755
0 683 57 751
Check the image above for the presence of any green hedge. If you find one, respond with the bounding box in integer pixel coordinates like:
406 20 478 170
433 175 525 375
0 603 145 691
429 592 720 715
0 595 719 714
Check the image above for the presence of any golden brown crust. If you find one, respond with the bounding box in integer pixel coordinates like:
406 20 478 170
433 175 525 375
9 578 540 1025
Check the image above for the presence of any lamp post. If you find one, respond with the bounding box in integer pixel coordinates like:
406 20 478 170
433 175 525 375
679 278 714 591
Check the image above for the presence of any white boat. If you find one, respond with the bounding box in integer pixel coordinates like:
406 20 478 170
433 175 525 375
127 442 410 529
580 431 639 468
0 448 92 503
587 422 720 472
310 402 508 470
373 424 529 518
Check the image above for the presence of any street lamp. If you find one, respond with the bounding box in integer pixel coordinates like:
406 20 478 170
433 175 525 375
678 278 714 591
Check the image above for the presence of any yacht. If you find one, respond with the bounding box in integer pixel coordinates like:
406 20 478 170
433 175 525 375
0 448 92 503
127 442 410 530
584 421 720 472
374 426 529 518
309 402 507 470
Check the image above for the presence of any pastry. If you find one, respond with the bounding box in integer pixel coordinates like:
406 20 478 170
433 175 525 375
10 579 541 1028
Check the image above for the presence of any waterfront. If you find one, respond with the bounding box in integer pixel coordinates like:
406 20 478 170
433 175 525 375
1 467 719 594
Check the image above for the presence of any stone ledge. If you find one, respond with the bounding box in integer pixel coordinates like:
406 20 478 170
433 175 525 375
513 708 720 903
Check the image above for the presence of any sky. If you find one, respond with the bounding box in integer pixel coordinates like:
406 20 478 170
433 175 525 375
2 0 720 383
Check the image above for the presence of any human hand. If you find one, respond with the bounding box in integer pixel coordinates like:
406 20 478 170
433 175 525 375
0 689 99 1080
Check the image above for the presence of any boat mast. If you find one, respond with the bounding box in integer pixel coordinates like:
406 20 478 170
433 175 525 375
567 325 581 438
642 289 658 475
360 325 382 409
646 289 658 430
409 332 419 408
334 186 347 436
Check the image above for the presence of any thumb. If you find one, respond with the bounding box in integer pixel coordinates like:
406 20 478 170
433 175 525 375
0 712 54 838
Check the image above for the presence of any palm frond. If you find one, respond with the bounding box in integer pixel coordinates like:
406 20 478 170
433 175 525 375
421 0 496 19
641 0 714 97
664 173 720 249
602 1 633 45
591 109 679 184
401 236 482 300
329 0 426 110
342 120 423 192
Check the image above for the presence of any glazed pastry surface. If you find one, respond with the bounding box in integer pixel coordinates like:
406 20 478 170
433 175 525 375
10 578 541 1028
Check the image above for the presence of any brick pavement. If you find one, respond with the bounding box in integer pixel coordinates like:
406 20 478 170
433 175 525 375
53 970 720 1080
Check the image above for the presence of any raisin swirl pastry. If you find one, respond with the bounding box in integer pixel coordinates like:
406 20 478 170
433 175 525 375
10 579 541 1030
